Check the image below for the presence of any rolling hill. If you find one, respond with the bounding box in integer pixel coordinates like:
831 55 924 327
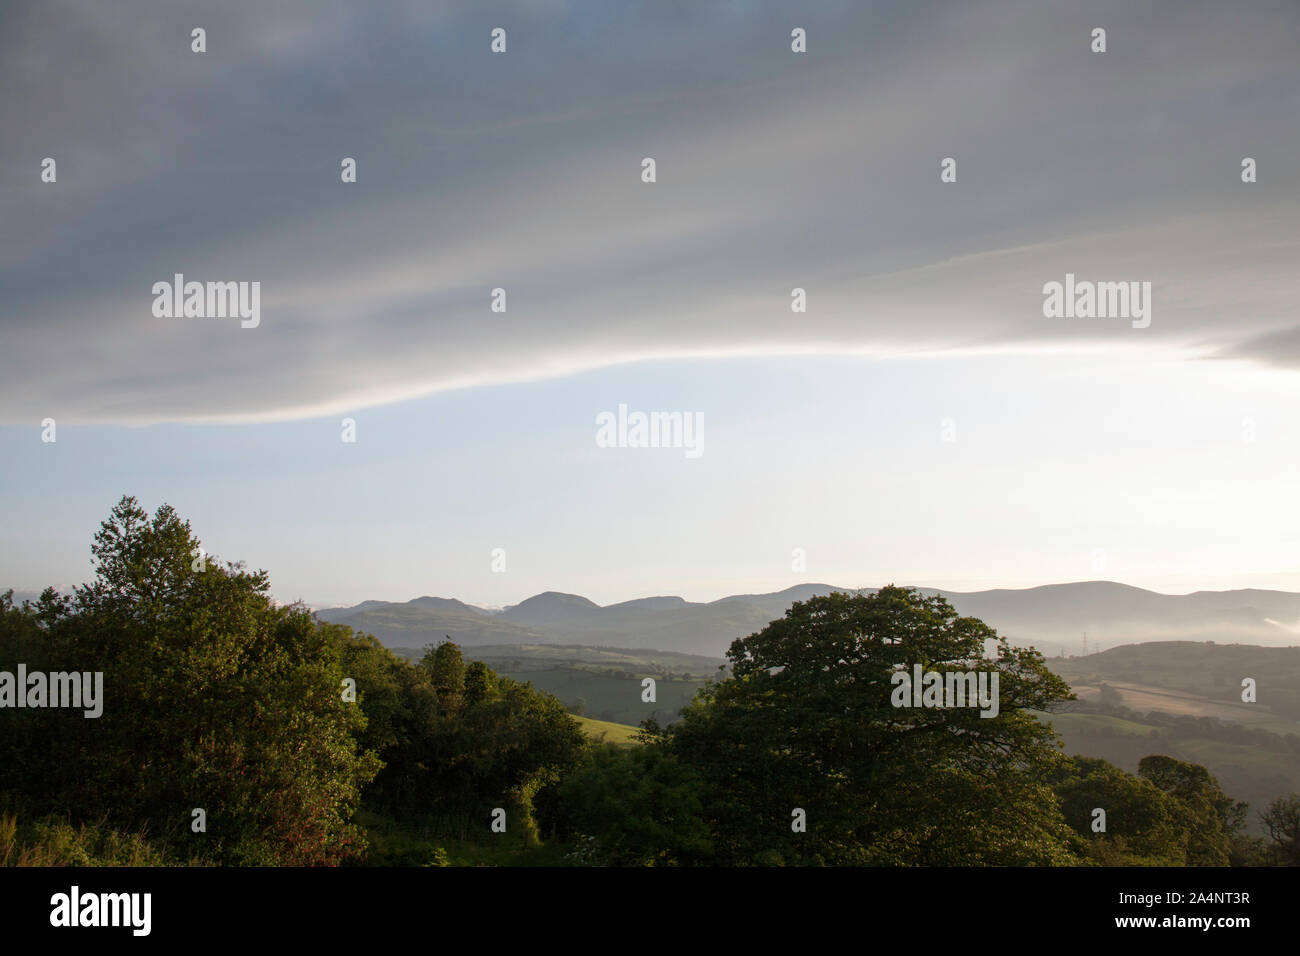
315 581 1300 658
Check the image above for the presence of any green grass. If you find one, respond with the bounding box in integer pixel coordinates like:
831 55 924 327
386 645 718 725
1034 712 1160 736
573 714 641 746
0 812 196 866
494 666 704 725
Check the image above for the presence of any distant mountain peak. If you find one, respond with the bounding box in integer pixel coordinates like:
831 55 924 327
408 595 486 615
499 591 601 625
314 581 1300 656
510 591 600 609
710 583 850 605
604 595 692 612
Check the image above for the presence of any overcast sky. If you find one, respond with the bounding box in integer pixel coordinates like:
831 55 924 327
3 0 1299 605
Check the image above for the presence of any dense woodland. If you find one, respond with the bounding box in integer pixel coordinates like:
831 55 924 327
1 497 1297 866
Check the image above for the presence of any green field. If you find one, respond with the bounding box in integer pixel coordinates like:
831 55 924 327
501 667 703 725
1048 642 1300 722
572 715 641 746
469 643 724 677
395 643 720 725
1033 711 1159 736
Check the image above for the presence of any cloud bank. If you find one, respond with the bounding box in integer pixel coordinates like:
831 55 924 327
2 0 1298 424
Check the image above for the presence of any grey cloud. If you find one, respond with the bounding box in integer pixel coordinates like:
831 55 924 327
2 0 1298 423
1217 324 1300 368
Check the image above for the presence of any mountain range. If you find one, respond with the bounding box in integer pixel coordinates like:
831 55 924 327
313 581 1300 657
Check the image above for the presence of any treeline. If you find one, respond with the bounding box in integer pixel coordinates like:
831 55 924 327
1 496 1298 866
0 496 584 865
539 589 1299 867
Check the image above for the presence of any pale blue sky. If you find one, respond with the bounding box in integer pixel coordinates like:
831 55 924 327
5 349 1299 606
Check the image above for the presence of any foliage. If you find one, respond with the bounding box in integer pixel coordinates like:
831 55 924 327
2 502 1283 868
0 811 195 867
360 637 587 846
1259 793 1300 865
666 586 1081 865
0 496 379 865
538 741 712 865
1048 756 1188 865
1137 755 1244 866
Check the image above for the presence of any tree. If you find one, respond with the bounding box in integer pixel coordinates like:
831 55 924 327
463 660 496 708
366 640 589 840
1259 793 1300 866
1047 756 1186 865
334 627 439 818
1138 755 1242 867
443 675 587 844
0 496 381 865
540 743 712 865
422 639 465 715
668 586 1080 865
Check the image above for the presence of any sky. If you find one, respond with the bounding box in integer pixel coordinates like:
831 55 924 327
2 0 1299 606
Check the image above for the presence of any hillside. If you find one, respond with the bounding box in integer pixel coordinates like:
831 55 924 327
391 643 723 726
572 715 640 747
316 597 546 647
1041 642 1300 834
1047 641 1300 723
316 581 1300 658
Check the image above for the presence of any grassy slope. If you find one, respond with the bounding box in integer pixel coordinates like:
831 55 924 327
573 714 641 746
502 667 701 725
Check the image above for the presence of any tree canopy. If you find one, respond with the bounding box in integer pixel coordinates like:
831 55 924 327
1 502 1280 868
